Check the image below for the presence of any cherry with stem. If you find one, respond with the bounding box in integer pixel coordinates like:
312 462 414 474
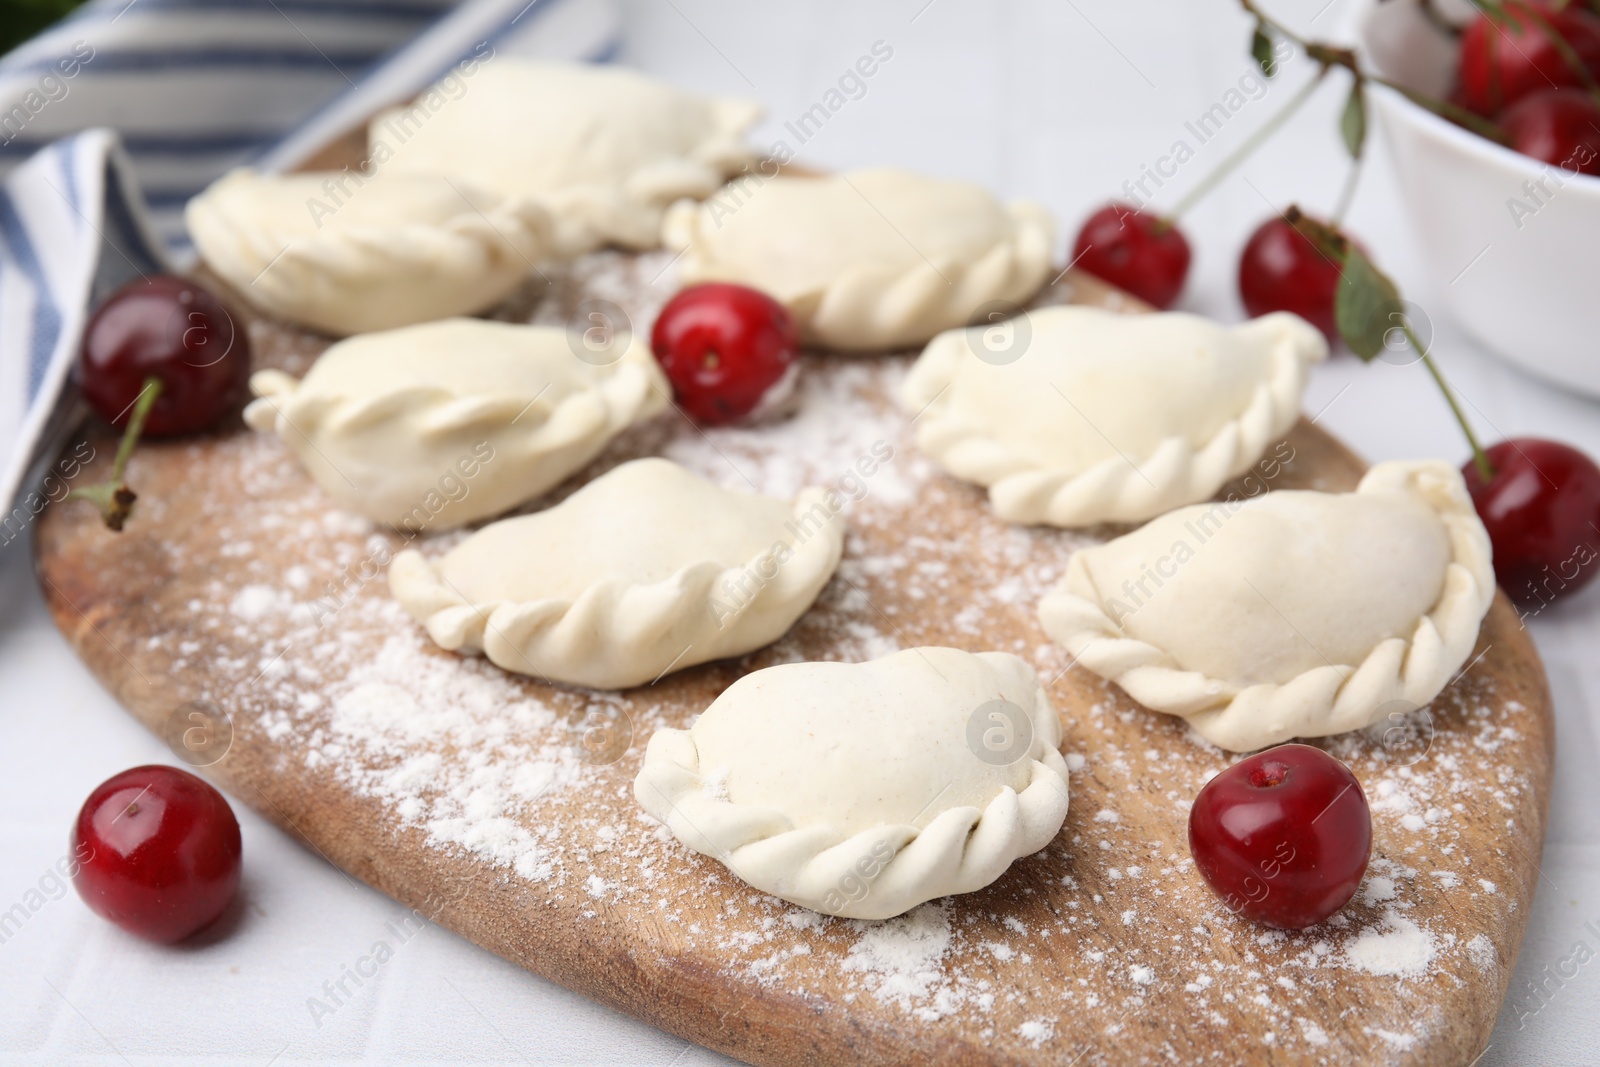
68 273 252 532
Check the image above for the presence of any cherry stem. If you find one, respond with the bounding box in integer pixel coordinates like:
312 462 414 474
1380 77 1511 143
110 378 160 482
1330 153 1365 226
1160 69 1328 227
1401 321 1496 482
67 375 162 532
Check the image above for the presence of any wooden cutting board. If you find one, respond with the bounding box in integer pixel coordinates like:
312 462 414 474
34 257 1551 1067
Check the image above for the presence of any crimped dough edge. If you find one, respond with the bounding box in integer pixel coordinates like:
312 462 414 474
1037 460 1497 751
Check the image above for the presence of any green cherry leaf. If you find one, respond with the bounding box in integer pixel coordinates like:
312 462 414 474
1335 246 1405 362
1251 23 1278 78
1340 80 1368 159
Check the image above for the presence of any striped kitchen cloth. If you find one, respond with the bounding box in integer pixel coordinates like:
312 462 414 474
0 0 621 526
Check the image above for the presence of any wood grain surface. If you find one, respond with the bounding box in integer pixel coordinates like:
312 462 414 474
34 261 1552 1067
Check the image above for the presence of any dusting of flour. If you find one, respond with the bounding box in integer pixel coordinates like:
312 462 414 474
129 251 1538 1064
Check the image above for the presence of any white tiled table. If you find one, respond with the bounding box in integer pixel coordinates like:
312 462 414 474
3 1 1597 1063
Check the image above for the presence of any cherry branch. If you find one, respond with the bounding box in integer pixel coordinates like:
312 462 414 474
1242 0 1511 144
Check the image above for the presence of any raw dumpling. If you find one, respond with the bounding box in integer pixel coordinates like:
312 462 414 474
1038 461 1496 751
662 168 1055 352
186 168 552 336
244 318 666 530
902 306 1327 526
388 458 845 688
370 60 761 254
634 646 1069 919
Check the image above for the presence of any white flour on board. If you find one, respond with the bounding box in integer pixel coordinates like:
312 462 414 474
125 250 1540 1063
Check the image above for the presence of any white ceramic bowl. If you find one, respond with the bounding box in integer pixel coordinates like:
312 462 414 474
1354 0 1600 398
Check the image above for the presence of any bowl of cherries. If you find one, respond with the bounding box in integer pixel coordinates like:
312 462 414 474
1355 0 1600 398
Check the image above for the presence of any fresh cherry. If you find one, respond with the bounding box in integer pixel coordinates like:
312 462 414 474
70 764 242 943
1462 437 1600 608
1502 87 1600 173
1237 215 1344 344
1188 744 1371 930
1457 1 1600 116
70 275 251 529
651 283 799 425
78 274 250 437
1071 203 1191 310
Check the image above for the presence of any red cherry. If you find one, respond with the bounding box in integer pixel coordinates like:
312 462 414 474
1502 87 1600 172
70 765 242 943
1457 1 1600 116
1237 215 1343 344
1188 744 1371 930
78 275 250 437
1070 203 1191 310
651 283 798 425
1462 437 1600 608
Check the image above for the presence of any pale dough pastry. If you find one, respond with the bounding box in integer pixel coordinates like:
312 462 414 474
1038 460 1496 751
388 458 845 688
186 168 552 336
634 646 1070 919
371 61 761 254
661 167 1055 352
244 318 666 530
902 306 1327 527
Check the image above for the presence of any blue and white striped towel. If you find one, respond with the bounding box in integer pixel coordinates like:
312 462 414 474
0 0 621 524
